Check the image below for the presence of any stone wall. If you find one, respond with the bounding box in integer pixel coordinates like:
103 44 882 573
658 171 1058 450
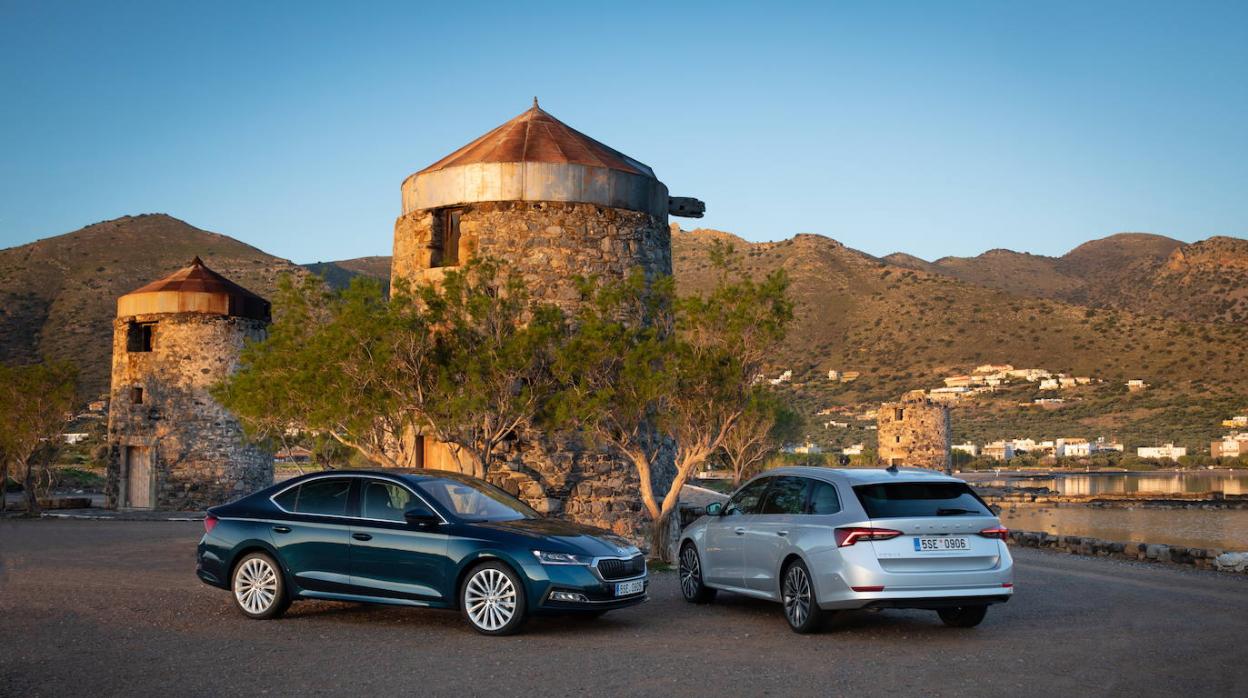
1008 530 1248 573
391 200 674 544
106 312 272 510
392 200 672 306
877 390 951 470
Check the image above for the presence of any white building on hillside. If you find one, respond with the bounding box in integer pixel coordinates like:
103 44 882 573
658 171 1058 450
1056 438 1090 458
983 441 1014 461
952 442 978 457
1091 437 1125 453
1138 443 1186 461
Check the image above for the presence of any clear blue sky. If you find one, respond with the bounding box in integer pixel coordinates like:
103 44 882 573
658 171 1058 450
2 1 1245 263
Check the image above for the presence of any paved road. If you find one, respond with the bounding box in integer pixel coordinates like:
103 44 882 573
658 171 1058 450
2 520 1245 697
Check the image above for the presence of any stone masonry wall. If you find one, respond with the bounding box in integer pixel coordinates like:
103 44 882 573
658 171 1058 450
106 312 272 510
392 200 672 306
391 200 674 544
878 390 951 470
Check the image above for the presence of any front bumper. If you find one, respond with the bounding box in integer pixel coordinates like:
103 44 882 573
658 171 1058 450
523 560 649 613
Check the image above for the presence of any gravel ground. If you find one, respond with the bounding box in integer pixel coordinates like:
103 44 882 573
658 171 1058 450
2 519 1246 697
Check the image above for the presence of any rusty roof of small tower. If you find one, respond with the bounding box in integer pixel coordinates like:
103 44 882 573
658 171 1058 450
417 102 656 178
127 257 265 299
119 257 270 321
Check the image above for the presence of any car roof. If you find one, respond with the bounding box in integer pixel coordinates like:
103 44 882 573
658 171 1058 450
281 468 469 485
753 466 963 486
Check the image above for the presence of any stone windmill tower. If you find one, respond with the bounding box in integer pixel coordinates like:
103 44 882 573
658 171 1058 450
391 100 704 538
106 257 273 510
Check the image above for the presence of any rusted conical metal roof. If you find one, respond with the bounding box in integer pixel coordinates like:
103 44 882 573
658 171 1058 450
417 100 656 178
118 257 270 321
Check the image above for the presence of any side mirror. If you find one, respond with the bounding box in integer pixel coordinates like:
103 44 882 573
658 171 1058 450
404 509 441 527
705 502 724 517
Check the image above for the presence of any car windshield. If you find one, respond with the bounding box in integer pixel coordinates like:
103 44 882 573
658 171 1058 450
418 476 539 522
854 481 992 519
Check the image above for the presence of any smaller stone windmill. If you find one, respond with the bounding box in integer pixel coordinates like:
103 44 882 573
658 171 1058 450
106 257 273 510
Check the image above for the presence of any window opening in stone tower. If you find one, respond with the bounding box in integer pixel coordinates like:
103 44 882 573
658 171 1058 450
127 322 155 352
434 208 463 267
894 408 904 421
131 386 144 404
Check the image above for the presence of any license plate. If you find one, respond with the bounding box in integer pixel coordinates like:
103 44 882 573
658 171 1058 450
615 579 644 596
914 536 970 552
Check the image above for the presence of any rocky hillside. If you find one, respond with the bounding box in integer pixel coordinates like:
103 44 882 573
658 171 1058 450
673 228 1248 405
0 214 308 396
884 232 1248 324
303 256 392 293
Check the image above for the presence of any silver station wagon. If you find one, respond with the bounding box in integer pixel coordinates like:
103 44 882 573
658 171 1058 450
678 466 1013 632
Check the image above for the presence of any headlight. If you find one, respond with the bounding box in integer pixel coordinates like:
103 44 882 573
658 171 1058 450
532 550 593 565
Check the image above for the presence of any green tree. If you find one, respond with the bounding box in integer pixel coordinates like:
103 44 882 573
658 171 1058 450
718 388 804 486
0 361 78 514
396 259 566 478
214 275 417 468
217 260 565 480
553 246 793 559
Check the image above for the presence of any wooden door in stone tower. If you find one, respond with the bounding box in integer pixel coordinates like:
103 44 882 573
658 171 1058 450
125 446 153 509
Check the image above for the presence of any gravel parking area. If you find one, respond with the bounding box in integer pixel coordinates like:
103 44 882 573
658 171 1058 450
2 519 1246 696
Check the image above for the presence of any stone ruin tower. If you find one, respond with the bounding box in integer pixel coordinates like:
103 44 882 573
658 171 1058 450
106 257 273 510
877 390 952 472
391 100 705 539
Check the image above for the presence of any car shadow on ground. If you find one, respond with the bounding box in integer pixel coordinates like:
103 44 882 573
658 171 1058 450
707 591 984 635
278 599 646 636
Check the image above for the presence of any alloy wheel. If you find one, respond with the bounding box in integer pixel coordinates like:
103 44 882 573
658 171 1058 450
234 557 278 615
679 546 702 599
464 567 518 632
783 564 811 628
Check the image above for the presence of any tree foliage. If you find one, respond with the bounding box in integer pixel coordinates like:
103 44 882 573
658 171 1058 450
0 361 78 514
718 387 804 486
552 243 794 558
216 260 564 479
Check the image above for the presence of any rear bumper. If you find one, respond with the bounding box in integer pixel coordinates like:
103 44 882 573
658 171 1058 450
810 540 1015 610
862 594 1012 610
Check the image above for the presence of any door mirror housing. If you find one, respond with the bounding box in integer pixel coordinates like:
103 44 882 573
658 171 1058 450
705 502 724 517
404 509 441 528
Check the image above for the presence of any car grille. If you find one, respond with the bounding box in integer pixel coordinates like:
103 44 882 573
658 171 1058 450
596 554 646 580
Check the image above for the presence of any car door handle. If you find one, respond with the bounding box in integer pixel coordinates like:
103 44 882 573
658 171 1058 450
734 527 747 535
272 526 291 534
352 532 373 541
777 530 788 537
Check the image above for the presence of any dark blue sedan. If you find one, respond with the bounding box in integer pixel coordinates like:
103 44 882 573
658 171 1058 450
197 469 648 635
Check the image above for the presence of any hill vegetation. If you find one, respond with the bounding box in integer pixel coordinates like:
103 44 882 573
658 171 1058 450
3 214 1245 455
0 214 307 395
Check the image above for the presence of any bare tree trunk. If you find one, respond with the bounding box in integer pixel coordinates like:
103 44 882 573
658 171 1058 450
649 509 672 564
19 459 39 515
0 459 8 514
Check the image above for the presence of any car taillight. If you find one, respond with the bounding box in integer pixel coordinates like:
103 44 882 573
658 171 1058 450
979 526 1009 540
835 526 902 547
203 515 218 534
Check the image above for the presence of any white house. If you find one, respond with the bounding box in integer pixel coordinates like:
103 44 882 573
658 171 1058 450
62 432 90 445
1056 439 1091 458
1138 443 1186 461
952 442 978 457
1127 379 1149 392
785 441 823 455
1091 437 1125 453
767 369 793 385
1039 378 1060 390
983 441 1015 460
1211 433 1248 458
842 443 865 456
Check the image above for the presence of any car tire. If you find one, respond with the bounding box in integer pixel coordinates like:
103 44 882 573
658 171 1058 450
781 559 827 634
231 552 290 620
678 542 717 604
461 561 527 636
938 605 988 628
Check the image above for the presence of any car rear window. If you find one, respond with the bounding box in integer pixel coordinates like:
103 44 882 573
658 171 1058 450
853 482 991 519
